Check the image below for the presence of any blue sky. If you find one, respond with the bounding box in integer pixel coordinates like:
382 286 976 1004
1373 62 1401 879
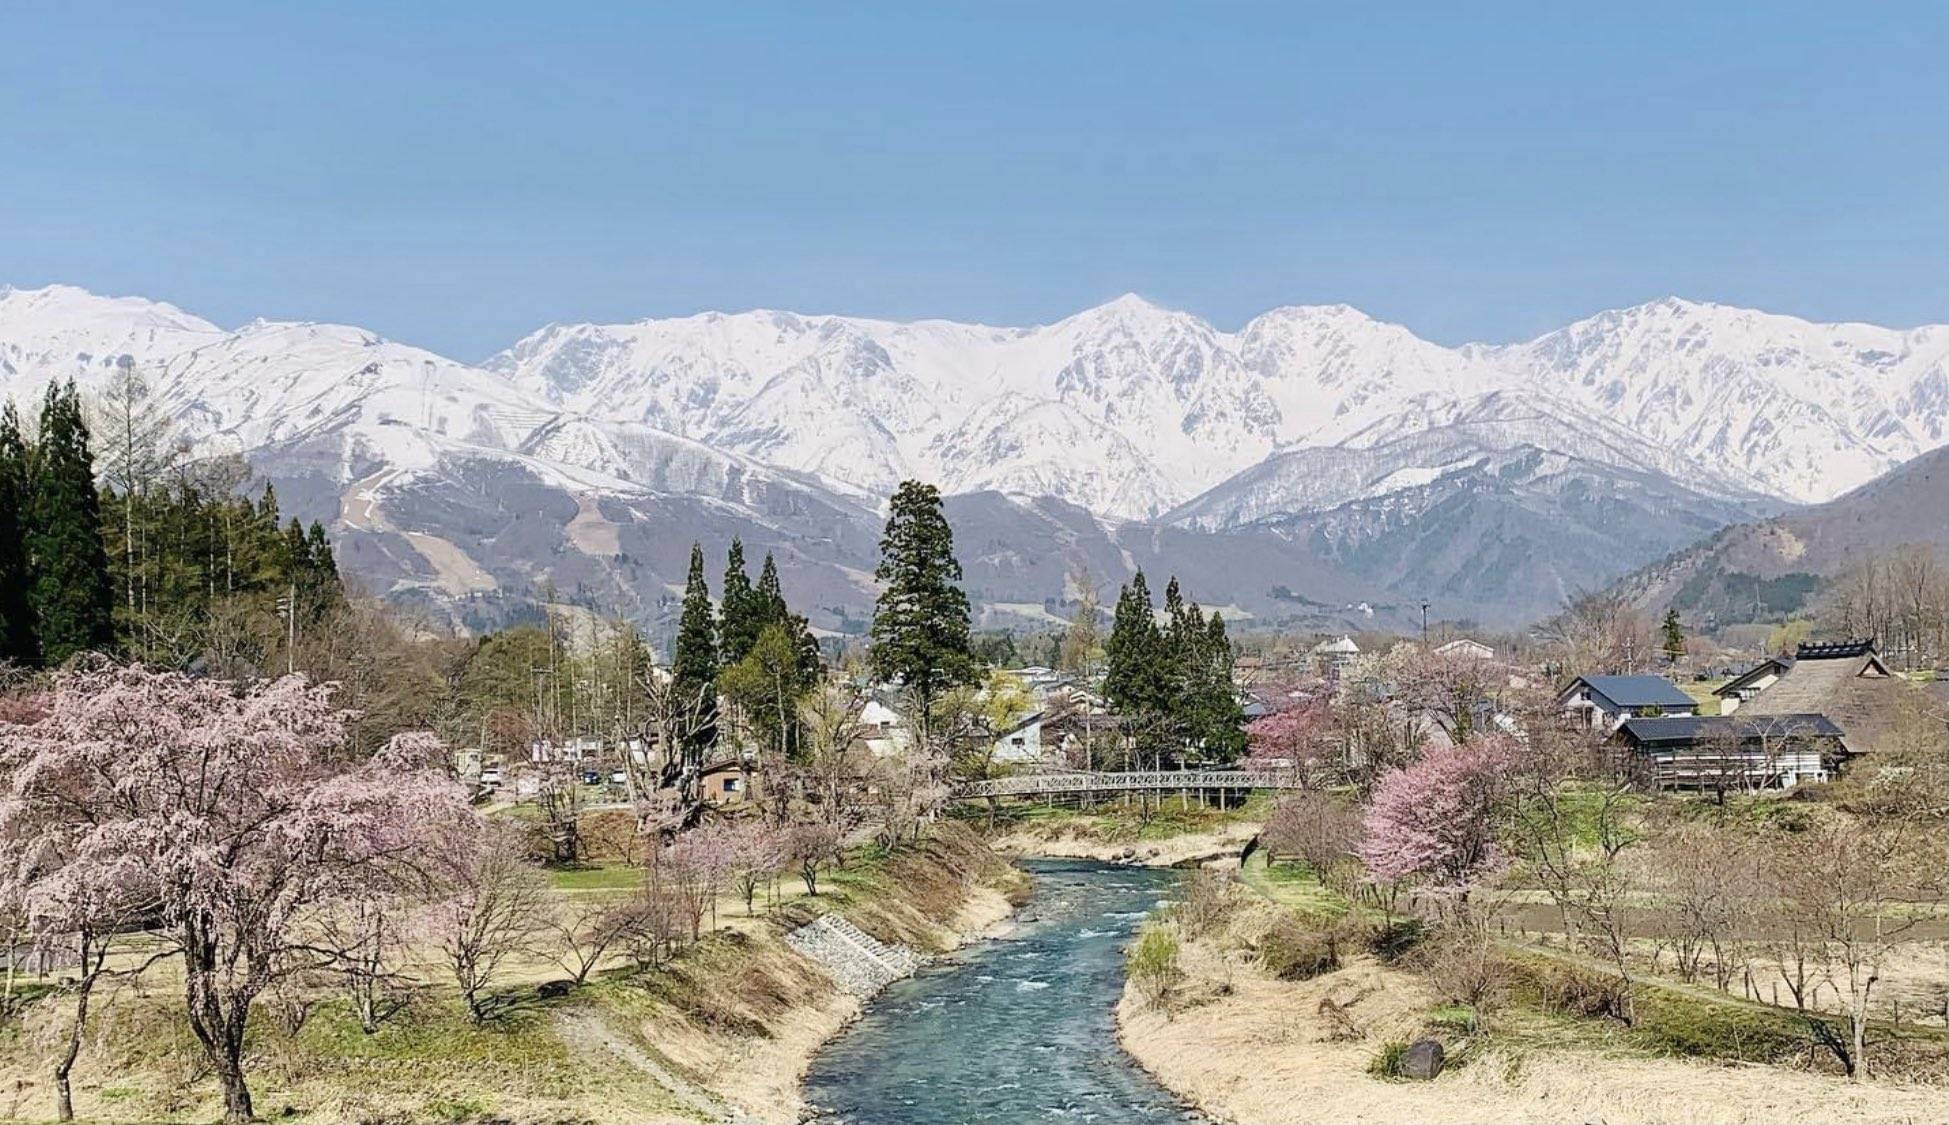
3 3 1942 360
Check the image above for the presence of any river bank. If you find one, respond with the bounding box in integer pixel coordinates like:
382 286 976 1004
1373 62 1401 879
0 823 1026 1125
986 797 1264 868
1113 880 1949 1125
724 870 1023 1124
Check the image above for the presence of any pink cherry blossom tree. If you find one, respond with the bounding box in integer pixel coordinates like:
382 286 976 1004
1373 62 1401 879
0 668 479 1125
424 823 549 1023
783 820 843 896
1244 694 1336 782
655 825 734 941
1356 734 1515 899
717 820 785 915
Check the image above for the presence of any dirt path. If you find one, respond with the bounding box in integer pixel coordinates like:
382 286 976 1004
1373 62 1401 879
557 1011 744 1123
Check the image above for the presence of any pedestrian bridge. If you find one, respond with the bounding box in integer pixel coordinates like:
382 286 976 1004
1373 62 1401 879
950 768 1304 800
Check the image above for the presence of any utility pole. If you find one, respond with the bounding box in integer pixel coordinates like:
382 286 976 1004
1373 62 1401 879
1420 601 1430 645
278 584 297 675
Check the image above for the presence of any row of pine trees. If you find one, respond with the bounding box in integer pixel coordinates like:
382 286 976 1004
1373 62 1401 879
672 538 824 758
0 380 343 671
665 480 1248 767
1103 571 1247 760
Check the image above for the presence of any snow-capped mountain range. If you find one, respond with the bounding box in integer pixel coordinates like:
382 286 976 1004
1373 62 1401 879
490 293 1948 517
1 282 1943 630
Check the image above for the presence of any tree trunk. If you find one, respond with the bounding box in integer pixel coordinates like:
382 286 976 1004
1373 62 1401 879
1849 970 1871 1081
54 1015 78 1121
183 960 257 1125
215 1047 254 1125
53 934 106 1123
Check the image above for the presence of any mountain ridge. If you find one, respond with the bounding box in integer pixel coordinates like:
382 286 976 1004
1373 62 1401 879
4 282 1942 634
1607 445 1949 625
489 291 1948 517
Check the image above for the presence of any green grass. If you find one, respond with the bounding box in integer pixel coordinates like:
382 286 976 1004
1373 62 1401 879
1367 1038 1410 1079
1528 784 1650 848
1665 792 1813 832
1236 851 1354 920
1501 944 1945 1070
1679 679 1726 716
546 864 644 892
296 997 575 1069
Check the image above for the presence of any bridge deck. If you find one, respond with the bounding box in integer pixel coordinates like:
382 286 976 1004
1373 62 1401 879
951 769 1302 800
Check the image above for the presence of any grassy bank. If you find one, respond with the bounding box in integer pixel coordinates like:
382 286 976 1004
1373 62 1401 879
0 822 1024 1125
1112 852 1949 1125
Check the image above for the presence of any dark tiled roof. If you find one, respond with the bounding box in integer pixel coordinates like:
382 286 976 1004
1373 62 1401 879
1795 639 1877 660
1619 713 1844 747
1575 675 1698 709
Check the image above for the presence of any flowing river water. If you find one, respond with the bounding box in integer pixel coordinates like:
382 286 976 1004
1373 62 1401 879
802 859 1199 1124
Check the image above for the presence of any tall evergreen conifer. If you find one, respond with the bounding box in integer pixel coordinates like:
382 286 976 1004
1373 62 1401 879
1104 571 1170 716
1661 607 1686 664
0 403 37 664
26 381 113 663
672 543 720 752
868 481 974 715
755 552 789 624
1187 611 1246 760
719 538 762 665
756 552 822 681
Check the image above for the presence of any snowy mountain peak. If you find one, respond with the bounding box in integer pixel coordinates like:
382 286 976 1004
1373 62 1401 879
485 294 1948 514
5 281 1946 630
0 283 222 337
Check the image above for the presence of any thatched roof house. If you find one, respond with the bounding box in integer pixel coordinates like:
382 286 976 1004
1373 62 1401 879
1742 640 1939 754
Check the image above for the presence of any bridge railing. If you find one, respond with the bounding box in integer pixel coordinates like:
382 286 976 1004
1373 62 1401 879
951 768 1303 800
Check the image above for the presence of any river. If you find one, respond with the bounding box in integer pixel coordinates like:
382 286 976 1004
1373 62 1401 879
802 858 1198 1124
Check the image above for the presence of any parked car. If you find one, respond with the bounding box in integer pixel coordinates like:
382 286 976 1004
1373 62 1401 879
580 768 602 785
479 767 504 787
610 769 627 784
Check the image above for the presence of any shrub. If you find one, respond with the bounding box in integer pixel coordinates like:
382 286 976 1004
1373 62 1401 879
1261 914 1343 981
1364 919 1426 964
1367 1038 1410 1079
1128 922 1183 1007
1178 868 1239 936
1524 960 1630 1022
1413 929 1510 1026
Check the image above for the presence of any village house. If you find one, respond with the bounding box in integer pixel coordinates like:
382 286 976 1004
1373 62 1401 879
527 735 605 764
857 695 911 758
992 710 1049 766
1311 635 1361 680
1713 655 1792 714
1434 638 1495 661
1614 712 1845 791
1556 674 1699 732
698 758 752 807
1739 639 1941 755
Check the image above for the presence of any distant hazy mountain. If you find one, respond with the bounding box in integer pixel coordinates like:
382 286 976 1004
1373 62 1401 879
1609 446 1949 624
4 282 1941 634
